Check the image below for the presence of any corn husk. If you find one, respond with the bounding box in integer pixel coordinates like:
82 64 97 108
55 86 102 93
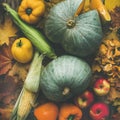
10 88 38 120
10 50 44 120
24 51 44 93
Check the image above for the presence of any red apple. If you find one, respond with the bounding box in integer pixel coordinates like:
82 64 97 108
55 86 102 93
74 90 94 109
93 78 110 96
89 102 109 120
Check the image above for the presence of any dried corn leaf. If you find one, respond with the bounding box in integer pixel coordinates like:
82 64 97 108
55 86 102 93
0 17 18 46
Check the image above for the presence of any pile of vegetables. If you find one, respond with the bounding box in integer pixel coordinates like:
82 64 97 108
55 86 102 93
1 0 120 120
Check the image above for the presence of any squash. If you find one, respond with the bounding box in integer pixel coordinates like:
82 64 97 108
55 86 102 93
18 0 45 24
45 0 103 57
40 55 92 102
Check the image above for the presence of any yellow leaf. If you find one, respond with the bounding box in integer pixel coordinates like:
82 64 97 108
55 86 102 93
0 17 18 46
104 0 120 12
82 0 91 12
90 0 111 22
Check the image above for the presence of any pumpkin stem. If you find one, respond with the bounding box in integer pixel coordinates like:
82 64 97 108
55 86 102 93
62 87 70 95
26 8 32 15
16 39 23 47
67 19 76 28
67 115 75 120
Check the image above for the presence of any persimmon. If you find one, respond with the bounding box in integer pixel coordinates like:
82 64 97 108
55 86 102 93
34 102 59 120
59 103 82 120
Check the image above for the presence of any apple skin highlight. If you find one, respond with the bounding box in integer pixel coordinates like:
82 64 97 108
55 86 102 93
93 78 110 96
89 102 110 120
74 90 94 109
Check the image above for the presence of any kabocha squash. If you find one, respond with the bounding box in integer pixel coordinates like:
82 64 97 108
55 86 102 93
40 55 92 102
45 0 103 57
18 0 45 24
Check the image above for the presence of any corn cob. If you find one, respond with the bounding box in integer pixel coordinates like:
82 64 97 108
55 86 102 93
10 50 43 120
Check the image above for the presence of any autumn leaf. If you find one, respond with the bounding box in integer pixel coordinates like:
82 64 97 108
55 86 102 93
107 87 120 102
0 75 23 120
110 7 120 28
0 106 13 120
8 62 30 81
112 113 120 120
104 0 120 12
0 44 13 75
0 76 17 102
0 16 18 46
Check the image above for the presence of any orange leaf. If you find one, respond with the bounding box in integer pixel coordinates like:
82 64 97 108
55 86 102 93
0 107 13 120
0 17 18 46
0 44 13 75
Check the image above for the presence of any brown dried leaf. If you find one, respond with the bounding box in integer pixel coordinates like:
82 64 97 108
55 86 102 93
92 64 102 73
107 87 120 102
0 70 24 120
0 17 18 46
0 44 13 75
112 113 120 120
0 106 13 120
8 62 29 82
113 98 120 107
110 7 120 28
0 75 23 120
0 76 17 102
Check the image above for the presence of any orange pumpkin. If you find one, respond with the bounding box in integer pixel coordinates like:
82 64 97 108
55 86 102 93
59 103 82 120
34 102 59 120
18 0 45 24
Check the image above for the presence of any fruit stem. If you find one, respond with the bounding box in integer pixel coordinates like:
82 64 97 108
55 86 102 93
62 87 70 95
26 8 32 15
67 115 75 120
67 19 76 29
16 39 23 47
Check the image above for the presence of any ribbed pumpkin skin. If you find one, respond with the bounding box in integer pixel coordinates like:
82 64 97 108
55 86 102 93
45 0 103 57
40 55 92 102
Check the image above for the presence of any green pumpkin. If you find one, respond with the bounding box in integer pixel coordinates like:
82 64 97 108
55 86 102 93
40 55 92 102
45 0 103 57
